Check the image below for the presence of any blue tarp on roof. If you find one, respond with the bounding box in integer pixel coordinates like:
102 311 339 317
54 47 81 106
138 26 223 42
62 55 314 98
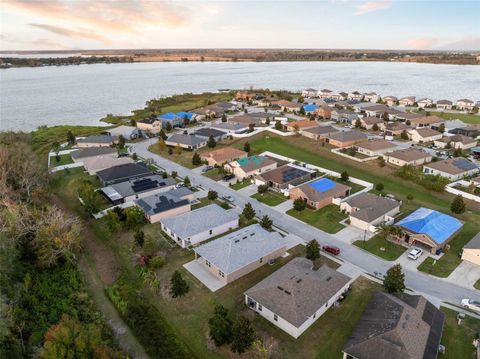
176 111 194 120
303 104 319 112
159 112 178 120
308 178 336 193
397 207 463 245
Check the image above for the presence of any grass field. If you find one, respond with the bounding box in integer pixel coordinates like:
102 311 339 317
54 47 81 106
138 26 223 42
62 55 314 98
230 179 252 190
49 153 74 167
148 143 198 169
440 307 480 359
251 190 288 206
354 235 407 261
428 111 480 124
287 204 347 234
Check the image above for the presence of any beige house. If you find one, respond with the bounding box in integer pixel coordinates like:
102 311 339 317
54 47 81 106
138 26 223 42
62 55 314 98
410 116 444 129
327 130 368 148
301 125 339 141
270 99 301 112
437 100 453 110
417 98 434 108
456 99 475 111
383 96 398 106
135 190 192 223
381 122 410 136
225 155 277 180
289 178 351 210
286 119 318 132
136 118 161 134
70 147 118 163
355 139 397 157
398 96 416 107
76 135 116 148
423 158 479 181
384 148 432 166
408 128 442 143
83 156 133 175
201 147 248 166
462 233 480 266
340 193 401 232
359 116 384 130
364 92 380 103
434 134 477 150
194 224 287 285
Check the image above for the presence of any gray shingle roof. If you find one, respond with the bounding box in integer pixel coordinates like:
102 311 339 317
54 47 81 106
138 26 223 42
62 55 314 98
245 258 351 327
345 193 400 223
211 122 248 131
70 147 117 160
161 204 238 239
135 192 189 215
194 128 227 139
166 133 206 146
328 130 368 142
77 135 115 144
194 224 286 275
96 162 151 184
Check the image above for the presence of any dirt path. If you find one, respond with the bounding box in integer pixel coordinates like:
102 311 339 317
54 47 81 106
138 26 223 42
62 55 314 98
53 196 149 359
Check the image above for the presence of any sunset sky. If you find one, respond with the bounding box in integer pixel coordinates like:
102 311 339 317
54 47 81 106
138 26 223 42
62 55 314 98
1 0 479 51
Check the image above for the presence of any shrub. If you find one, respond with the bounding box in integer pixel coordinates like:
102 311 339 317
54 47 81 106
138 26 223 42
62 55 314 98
293 198 306 211
148 256 166 270
257 184 269 194
450 194 466 214
340 171 349 182
208 190 218 200
375 183 384 191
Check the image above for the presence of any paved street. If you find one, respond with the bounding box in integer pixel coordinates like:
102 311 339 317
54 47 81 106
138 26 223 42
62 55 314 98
132 139 480 304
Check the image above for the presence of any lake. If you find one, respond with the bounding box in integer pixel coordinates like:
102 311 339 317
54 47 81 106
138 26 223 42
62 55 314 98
1 61 479 132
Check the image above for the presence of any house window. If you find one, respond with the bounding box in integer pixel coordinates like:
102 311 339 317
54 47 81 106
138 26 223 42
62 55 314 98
258 304 262 312
313 313 316 319
206 260 211 267
209 229 213 235
219 270 224 278
274 314 278 322
259 257 263 263
325 301 329 308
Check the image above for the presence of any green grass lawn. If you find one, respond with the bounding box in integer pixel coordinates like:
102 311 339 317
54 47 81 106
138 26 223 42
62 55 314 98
251 190 288 206
428 111 480 125
440 307 480 359
417 221 478 277
191 197 231 210
287 204 347 234
202 168 224 181
148 143 198 169
50 153 73 167
353 235 407 261
230 179 252 190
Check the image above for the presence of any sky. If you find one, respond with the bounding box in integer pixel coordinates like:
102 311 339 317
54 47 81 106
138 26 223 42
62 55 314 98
1 0 479 52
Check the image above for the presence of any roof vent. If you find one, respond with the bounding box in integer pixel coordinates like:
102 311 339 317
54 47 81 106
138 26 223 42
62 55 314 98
296 279 302 283
326 276 332 281
234 239 240 243
285 290 291 295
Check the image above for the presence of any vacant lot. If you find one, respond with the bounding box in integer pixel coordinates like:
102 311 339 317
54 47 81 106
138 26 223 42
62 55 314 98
251 190 288 206
354 235 406 261
429 111 480 124
287 204 347 234
440 307 480 359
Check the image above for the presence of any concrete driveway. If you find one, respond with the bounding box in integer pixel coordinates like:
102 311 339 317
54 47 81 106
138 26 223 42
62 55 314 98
237 184 258 196
183 260 226 292
272 199 293 213
447 261 480 289
334 226 372 244
395 250 423 272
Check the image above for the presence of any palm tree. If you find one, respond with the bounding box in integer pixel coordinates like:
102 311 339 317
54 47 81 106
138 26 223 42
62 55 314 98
375 223 393 239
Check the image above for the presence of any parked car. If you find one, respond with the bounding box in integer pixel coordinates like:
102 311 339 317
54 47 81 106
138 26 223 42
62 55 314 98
175 183 186 189
461 299 480 313
407 247 423 260
222 174 235 181
322 245 340 256
221 195 234 202
201 166 214 173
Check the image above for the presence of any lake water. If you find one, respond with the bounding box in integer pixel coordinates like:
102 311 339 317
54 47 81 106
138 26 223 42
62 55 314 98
1 61 479 132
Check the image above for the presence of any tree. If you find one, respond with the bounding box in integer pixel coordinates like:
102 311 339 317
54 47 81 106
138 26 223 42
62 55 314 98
382 112 389 121
183 176 191 187
207 135 217 148
242 203 256 221
405 119 411 126
51 141 60 155
274 120 283 131
171 171 178 178
293 123 300 133
221 114 227 122
406 194 414 201
208 304 233 347
355 119 362 128
131 152 138 161
208 190 218 200
192 152 202 165
183 115 190 127
168 147 173 155
231 316 256 354
117 135 125 149
438 123 445 133
67 130 76 145
104 210 122 233
265 117 270 125
306 240 320 261
378 157 386 167
341 171 349 182
293 198 306 211
159 129 168 140
372 123 379 131
453 148 463 157
165 122 173 132
175 144 182 155
78 181 103 214
124 206 146 229
257 184 268 194
450 194 466 214
383 264 405 293
243 142 251 153
134 229 145 247
130 118 137 127
375 183 384 191
260 215 273 230
158 138 167 151
170 270 189 298
400 130 409 140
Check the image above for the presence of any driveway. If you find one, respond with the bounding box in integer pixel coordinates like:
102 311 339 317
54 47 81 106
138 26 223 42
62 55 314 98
395 250 423 272
272 199 293 213
237 184 258 197
447 261 480 289
183 260 226 292
334 226 372 244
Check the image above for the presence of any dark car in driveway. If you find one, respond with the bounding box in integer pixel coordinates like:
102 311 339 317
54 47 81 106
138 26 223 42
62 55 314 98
222 174 235 181
322 245 340 256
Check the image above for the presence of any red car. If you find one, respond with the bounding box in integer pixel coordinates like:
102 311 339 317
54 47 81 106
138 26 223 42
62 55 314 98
322 245 340 256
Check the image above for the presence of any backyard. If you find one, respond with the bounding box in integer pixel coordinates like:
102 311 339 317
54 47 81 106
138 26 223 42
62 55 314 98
440 307 480 359
286 204 347 234
353 235 407 261
251 190 288 206
49 153 74 167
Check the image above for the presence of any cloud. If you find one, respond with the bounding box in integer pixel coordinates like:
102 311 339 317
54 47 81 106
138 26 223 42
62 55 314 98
439 37 480 51
355 0 391 15
31 38 71 50
404 37 437 49
30 24 109 43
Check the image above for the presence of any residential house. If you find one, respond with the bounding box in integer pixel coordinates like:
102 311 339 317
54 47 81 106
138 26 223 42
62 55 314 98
355 140 397 157
193 128 228 142
215 102 238 112
394 111 422 122
158 113 184 128
318 89 333 99
106 125 143 140
434 134 477 150
462 233 480 266
437 99 453 110
398 96 416 107
410 115 444 129
423 158 479 180
342 291 444 359
331 92 348 101
254 164 316 192
302 104 319 113
160 204 239 248
286 119 318 132
300 125 339 141
408 128 442 143
360 104 390 118
326 130 368 148
381 122 410 136
76 135 116 148
165 133 207 150
70 147 118 163
348 91 364 101
201 147 248 166
302 88 318 98
83 156 133 175
314 105 332 119
136 118 161 134
210 122 249 134
193 224 287 285
249 112 274 123
228 114 263 127
340 193 400 232
456 99 475 111
225 155 277 180
270 100 301 112
359 116 383 130
289 178 351 210
363 92 380 103
397 207 463 253
449 126 480 139
245 258 351 339
100 175 176 204
235 91 257 101
135 189 192 223
331 109 359 123
382 96 398 106
192 105 223 120
417 98 434 108
384 148 432 166
96 162 152 185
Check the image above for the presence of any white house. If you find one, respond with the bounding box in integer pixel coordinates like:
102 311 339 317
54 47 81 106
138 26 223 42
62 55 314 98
364 92 380 103
302 88 318 98
347 91 364 101
456 99 475 111
408 128 443 143
417 98 434 108
383 96 398 106
318 89 333 99
423 158 479 181
434 134 477 150
398 96 416 107
436 100 453 111
245 257 351 339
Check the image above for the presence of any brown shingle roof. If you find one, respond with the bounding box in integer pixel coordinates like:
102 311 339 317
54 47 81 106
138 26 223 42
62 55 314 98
328 130 368 143
293 179 351 203
289 119 318 129
425 158 478 175
356 139 396 151
201 147 247 164
362 116 384 125
436 134 476 145
302 125 339 135
257 164 312 185
411 116 444 126
387 148 431 162
345 193 400 222
411 128 442 138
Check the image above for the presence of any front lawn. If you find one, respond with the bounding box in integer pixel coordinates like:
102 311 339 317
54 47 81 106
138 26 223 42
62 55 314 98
417 221 478 277
230 179 252 190
148 143 199 169
50 153 74 167
251 191 288 206
287 204 347 234
440 307 480 359
202 168 225 181
353 235 407 261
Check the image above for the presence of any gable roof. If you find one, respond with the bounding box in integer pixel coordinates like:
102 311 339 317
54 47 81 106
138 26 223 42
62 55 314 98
135 191 190 215
161 204 238 239
361 116 384 125
70 146 117 160
410 128 442 138
202 147 247 163
101 175 176 201
344 193 400 223
245 258 351 328
397 207 463 245
235 155 277 172
296 178 351 202
425 158 478 175
343 291 445 359
96 162 151 184
166 133 206 146
328 130 368 142
107 125 138 137
436 134 476 145
356 139 396 152
387 148 431 162
194 224 286 275
410 116 444 126
77 135 115 144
